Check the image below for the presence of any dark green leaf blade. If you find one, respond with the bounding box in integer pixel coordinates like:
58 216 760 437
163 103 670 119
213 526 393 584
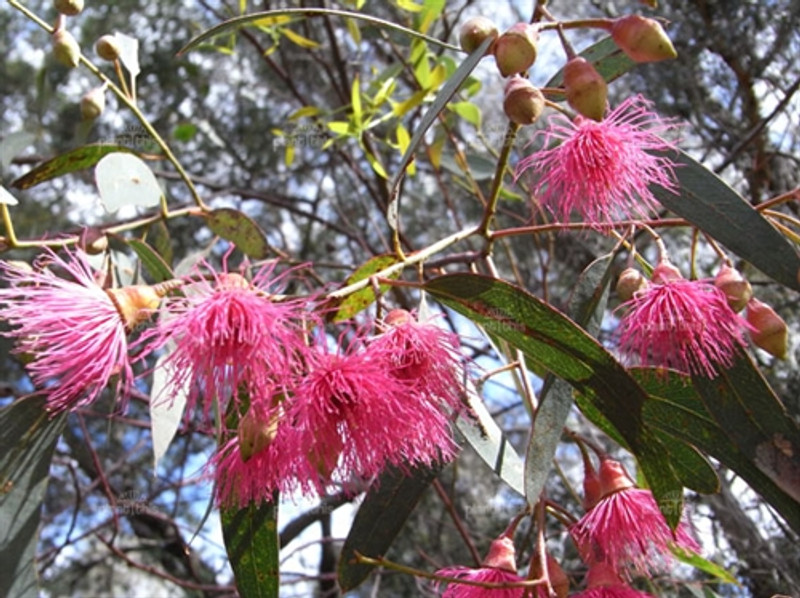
206 208 271 259
653 149 800 291
691 349 800 505
632 367 800 533
338 464 441 592
11 144 137 190
424 273 684 526
221 499 280 598
0 397 67 598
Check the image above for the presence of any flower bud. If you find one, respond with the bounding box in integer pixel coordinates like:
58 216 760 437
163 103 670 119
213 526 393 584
502 77 545 125
616 267 648 301
458 16 498 55
651 261 683 285
384 308 413 327
80 86 106 120
563 57 607 121
95 34 121 61
52 29 81 68
714 265 752 313
54 0 84 16
106 281 180 329
494 23 538 77
612 15 677 63
746 298 788 359
482 535 517 572
238 407 280 462
598 458 636 498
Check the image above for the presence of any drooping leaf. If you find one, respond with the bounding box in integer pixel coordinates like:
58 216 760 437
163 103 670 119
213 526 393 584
386 35 494 230
222 499 280 598
0 397 67 598
149 351 187 472
338 464 441 591
11 144 136 190
653 149 800 292
691 349 800 505
671 543 739 585
332 254 401 321
95 153 163 213
630 367 800 533
126 238 174 284
525 253 615 506
457 380 525 496
424 273 684 526
205 207 271 259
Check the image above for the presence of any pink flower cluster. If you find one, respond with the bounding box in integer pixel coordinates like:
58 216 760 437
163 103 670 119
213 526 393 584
0 248 467 505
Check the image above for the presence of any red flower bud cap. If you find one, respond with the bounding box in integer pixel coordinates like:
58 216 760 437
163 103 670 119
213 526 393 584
494 23 538 77
384 308 413 327
746 298 789 359
481 536 517 572
650 261 683 285
598 459 636 498
563 57 608 121
612 15 677 63
582 463 602 510
714 265 753 313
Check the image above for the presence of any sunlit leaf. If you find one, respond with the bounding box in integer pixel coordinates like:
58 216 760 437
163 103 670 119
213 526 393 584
281 27 320 49
0 185 19 206
332 254 401 321
222 499 280 598
449 101 481 128
95 153 162 213
150 352 187 472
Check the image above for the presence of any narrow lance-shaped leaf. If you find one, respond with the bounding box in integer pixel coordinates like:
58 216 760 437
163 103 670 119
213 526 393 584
12 144 137 190
424 273 685 526
338 464 443 592
222 500 280 598
0 397 67 598
653 149 800 292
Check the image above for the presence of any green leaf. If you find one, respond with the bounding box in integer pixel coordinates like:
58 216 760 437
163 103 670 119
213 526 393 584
206 208 271 259
448 101 481 128
11 144 137 190
221 499 280 598
0 397 67 598
525 253 614 505
546 36 637 93
691 349 800 506
145 220 175 268
332 254 401 321
126 239 174 283
338 464 441 592
172 123 198 142
632 367 800 533
653 150 800 292
424 273 685 526
671 544 739 585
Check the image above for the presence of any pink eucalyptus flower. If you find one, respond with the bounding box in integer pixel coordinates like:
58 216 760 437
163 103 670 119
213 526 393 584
571 459 700 580
616 262 750 378
0 248 133 413
435 536 527 598
285 335 459 495
515 94 679 224
144 259 312 423
573 562 657 598
369 309 465 413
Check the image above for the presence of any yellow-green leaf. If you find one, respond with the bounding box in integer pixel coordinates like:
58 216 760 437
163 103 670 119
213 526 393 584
392 89 428 117
289 106 321 120
332 254 400 321
351 75 362 121
365 150 388 179
449 101 481 128
395 124 415 175
327 121 351 136
281 27 320 49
